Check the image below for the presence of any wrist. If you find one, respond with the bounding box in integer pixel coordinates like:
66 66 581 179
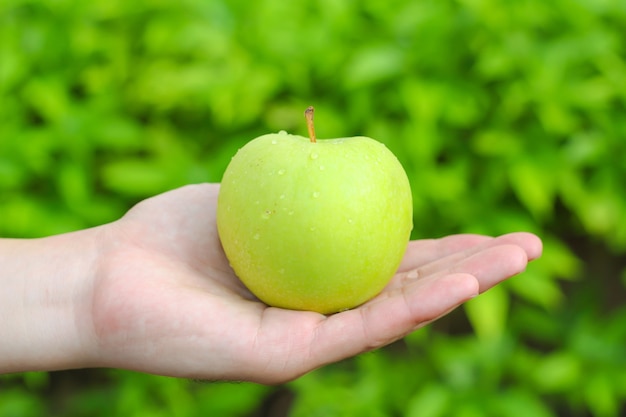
0 227 102 373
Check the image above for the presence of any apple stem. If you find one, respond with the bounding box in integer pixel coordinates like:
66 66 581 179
305 106 317 143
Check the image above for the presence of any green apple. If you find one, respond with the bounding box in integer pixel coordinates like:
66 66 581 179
217 107 413 314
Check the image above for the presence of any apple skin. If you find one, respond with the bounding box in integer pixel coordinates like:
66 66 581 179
217 131 413 314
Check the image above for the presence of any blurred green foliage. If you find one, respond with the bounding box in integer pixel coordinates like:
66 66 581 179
1 0 626 415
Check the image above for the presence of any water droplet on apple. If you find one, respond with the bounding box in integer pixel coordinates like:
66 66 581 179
310 226 316 232
261 210 272 220
348 218 353 224
288 210 294 216
312 191 320 198
278 130 288 135
407 270 419 279
277 169 285 175
279 194 286 199
278 268 285 274
319 165 325 171
310 152 319 160
253 233 260 240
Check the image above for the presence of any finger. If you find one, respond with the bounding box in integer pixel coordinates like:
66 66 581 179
440 243 529 293
308 273 479 368
397 234 492 272
398 232 542 274
506 231 543 261
388 243 529 294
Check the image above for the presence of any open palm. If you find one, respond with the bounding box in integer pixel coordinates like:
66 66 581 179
89 183 542 384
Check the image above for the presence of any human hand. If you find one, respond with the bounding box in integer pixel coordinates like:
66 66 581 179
87 183 542 383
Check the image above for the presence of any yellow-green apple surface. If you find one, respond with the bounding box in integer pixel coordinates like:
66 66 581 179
217 107 413 314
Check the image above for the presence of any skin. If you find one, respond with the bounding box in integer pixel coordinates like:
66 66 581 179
0 183 542 384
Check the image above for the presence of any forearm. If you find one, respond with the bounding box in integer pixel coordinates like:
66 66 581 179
0 229 100 373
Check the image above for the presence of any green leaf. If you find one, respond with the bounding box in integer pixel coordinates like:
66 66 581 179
507 266 564 309
532 352 581 393
464 284 509 340
343 45 404 88
492 388 555 417
406 385 450 417
508 159 555 220
584 373 619 417
101 160 172 196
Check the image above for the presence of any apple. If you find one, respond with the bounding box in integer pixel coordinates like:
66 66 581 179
216 107 413 314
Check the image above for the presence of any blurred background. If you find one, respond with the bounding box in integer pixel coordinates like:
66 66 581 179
1 0 625 415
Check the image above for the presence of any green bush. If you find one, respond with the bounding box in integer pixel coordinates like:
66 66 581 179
1 0 625 415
